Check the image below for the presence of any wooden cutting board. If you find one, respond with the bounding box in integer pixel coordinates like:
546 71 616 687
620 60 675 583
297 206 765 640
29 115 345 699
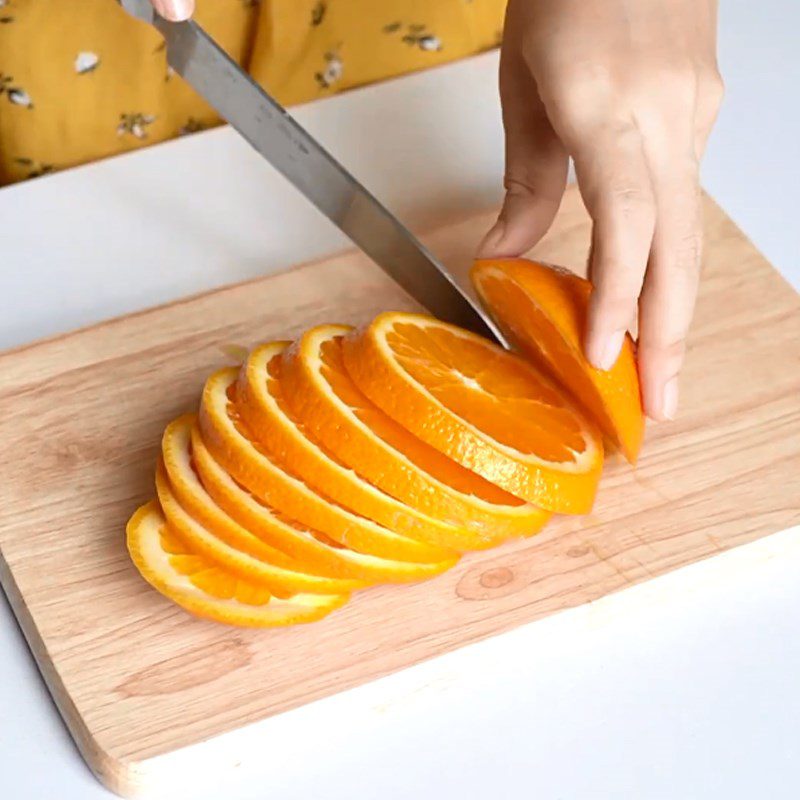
1 185 799 798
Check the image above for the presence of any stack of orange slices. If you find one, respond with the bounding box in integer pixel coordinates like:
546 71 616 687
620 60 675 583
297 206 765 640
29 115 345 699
127 258 644 627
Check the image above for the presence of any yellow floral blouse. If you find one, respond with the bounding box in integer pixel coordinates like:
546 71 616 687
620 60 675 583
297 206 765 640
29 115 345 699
0 0 505 185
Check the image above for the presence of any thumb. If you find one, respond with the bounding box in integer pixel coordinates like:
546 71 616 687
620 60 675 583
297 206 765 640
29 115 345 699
478 30 568 258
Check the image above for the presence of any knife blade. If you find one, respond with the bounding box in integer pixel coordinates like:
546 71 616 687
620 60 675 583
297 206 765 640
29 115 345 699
120 0 506 345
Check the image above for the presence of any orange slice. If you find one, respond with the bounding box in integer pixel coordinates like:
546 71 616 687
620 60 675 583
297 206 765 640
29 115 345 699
472 258 644 463
197 367 456 572
127 502 349 627
158 419 363 596
281 325 551 543
342 312 603 513
190 426 450 584
235 341 481 552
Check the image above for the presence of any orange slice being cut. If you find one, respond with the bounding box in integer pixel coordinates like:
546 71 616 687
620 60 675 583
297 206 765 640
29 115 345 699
127 502 349 627
342 312 603 514
197 367 457 573
158 420 363 596
235 341 482 552
472 258 644 463
281 325 551 543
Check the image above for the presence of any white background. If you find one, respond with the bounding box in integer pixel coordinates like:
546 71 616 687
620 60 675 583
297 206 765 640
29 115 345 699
1 1 799 797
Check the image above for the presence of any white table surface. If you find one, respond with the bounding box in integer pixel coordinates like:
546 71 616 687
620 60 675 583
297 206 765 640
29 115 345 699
2 3 799 798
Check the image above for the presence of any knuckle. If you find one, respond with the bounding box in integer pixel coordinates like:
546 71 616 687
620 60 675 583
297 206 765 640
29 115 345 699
638 63 697 109
641 337 687 368
675 229 703 273
593 277 642 316
560 63 614 94
654 215 703 276
609 184 652 206
597 284 638 314
605 182 657 222
503 173 564 204
604 119 643 149
503 175 536 196
700 68 725 110
545 63 615 123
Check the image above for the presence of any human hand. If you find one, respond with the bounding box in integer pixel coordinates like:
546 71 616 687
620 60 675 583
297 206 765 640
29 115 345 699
150 0 194 21
479 0 723 420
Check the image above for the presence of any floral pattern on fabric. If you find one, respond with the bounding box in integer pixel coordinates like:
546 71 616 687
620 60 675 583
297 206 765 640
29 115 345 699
179 117 206 135
14 158 55 178
384 22 443 52
0 0 507 185
315 46 343 89
311 1 326 26
74 52 100 74
117 112 157 139
0 0 15 25
1 73 33 108
14 156 53 179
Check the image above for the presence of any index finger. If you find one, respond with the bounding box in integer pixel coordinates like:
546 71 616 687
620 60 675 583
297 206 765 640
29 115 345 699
571 122 657 370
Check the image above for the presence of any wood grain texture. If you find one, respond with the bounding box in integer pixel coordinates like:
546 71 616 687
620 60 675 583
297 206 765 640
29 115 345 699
1 186 799 797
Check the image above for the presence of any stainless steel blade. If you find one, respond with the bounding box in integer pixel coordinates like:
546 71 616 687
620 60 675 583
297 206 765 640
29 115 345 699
120 0 506 345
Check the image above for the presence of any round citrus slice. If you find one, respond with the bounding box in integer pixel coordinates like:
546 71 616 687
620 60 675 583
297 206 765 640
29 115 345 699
235 341 482 551
163 414 309 574
341 312 603 513
157 422 363 596
472 258 644 463
281 325 551 543
198 367 456 571
127 502 349 627
190 426 451 584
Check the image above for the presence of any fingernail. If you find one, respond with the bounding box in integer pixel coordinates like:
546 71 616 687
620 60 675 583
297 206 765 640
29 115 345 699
587 329 625 371
152 0 192 21
477 220 506 257
660 376 679 420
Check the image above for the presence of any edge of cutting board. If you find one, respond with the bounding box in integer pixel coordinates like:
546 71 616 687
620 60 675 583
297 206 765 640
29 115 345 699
1 187 799 798
6 522 800 798
0 552 122 793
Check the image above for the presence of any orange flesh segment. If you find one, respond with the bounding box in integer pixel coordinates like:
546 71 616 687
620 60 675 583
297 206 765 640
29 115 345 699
318 335 521 504
197 367 456 573
235 342 473 552
472 258 644 463
386 322 586 461
342 312 603 513
280 325 550 540
127 502 349 628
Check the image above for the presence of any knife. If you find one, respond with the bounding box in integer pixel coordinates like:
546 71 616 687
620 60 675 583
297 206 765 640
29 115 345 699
119 0 506 345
